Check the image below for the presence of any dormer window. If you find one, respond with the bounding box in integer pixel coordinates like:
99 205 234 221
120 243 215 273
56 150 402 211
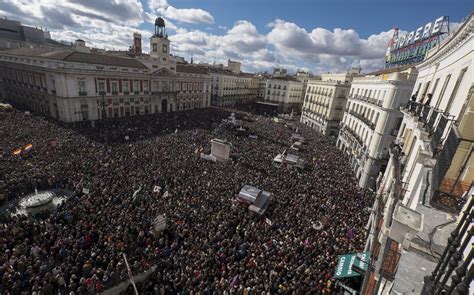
162 44 168 53
153 44 157 52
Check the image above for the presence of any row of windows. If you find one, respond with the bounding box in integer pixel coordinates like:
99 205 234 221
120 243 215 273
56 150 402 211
213 77 251 84
101 95 208 106
304 106 329 118
414 66 469 115
267 84 287 90
346 101 380 126
305 94 331 105
351 87 387 101
77 78 207 96
5 86 50 115
267 83 303 92
307 86 334 97
3 68 47 90
267 90 286 96
341 121 371 151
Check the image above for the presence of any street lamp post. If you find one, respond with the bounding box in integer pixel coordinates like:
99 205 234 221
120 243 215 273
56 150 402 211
98 92 109 142
99 92 107 121
73 109 83 128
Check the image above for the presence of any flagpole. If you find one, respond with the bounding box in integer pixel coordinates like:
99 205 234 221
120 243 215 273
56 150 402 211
122 253 139 295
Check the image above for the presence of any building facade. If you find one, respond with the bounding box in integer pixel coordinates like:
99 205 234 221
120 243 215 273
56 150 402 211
209 68 256 107
227 59 241 74
0 17 62 50
337 67 417 189
295 71 318 105
264 77 303 112
300 73 352 136
255 75 268 101
0 18 211 122
362 13 473 295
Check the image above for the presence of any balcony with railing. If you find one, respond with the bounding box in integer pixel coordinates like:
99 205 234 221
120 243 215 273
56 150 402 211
348 110 376 130
402 101 466 214
403 101 455 153
340 125 365 151
349 94 383 107
421 195 473 295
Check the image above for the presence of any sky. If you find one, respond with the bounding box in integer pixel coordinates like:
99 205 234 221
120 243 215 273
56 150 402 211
1 0 472 74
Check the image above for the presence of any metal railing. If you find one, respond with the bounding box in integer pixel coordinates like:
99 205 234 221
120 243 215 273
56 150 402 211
422 195 473 295
340 126 365 150
350 94 383 107
427 109 441 131
348 110 376 130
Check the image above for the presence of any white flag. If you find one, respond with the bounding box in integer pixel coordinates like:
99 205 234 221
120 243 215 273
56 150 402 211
132 187 142 200
122 253 139 295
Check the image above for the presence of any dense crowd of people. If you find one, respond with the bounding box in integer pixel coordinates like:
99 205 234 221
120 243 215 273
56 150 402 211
0 107 373 294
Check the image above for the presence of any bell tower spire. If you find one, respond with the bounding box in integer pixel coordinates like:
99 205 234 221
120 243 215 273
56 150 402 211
149 16 175 73
154 16 166 37
150 17 170 58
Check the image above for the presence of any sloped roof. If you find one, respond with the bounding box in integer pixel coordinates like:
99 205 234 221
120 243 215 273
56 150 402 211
176 64 209 74
1 47 147 69
65 52 147 69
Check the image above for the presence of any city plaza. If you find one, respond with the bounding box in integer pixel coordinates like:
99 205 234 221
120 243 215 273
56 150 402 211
0 8 473 295
1 106 373 294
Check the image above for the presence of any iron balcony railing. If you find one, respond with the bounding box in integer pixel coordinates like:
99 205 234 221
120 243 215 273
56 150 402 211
350 94 383 107
340 125 365 149
421 195 473 295
348 110 376 130
404 101 452 153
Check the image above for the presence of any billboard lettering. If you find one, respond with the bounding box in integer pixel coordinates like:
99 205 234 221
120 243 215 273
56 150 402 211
385 16 449 68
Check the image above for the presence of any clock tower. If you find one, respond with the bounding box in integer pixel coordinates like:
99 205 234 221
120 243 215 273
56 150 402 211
150 17 171 64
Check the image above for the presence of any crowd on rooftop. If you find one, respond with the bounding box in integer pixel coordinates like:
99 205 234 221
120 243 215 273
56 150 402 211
0 107 373 294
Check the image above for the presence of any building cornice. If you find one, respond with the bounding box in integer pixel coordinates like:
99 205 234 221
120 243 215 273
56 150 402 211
351 79 416 86
307 80 351 87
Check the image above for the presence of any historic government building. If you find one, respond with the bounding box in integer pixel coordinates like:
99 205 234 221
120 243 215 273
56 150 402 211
0 18 211 122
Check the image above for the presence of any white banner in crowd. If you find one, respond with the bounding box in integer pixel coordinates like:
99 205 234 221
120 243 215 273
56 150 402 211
82 188 90 194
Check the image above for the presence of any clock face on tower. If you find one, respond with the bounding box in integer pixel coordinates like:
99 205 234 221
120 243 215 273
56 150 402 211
162 44 168 53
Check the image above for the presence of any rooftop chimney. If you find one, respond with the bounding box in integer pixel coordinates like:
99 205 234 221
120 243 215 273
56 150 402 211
133 33 142 55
